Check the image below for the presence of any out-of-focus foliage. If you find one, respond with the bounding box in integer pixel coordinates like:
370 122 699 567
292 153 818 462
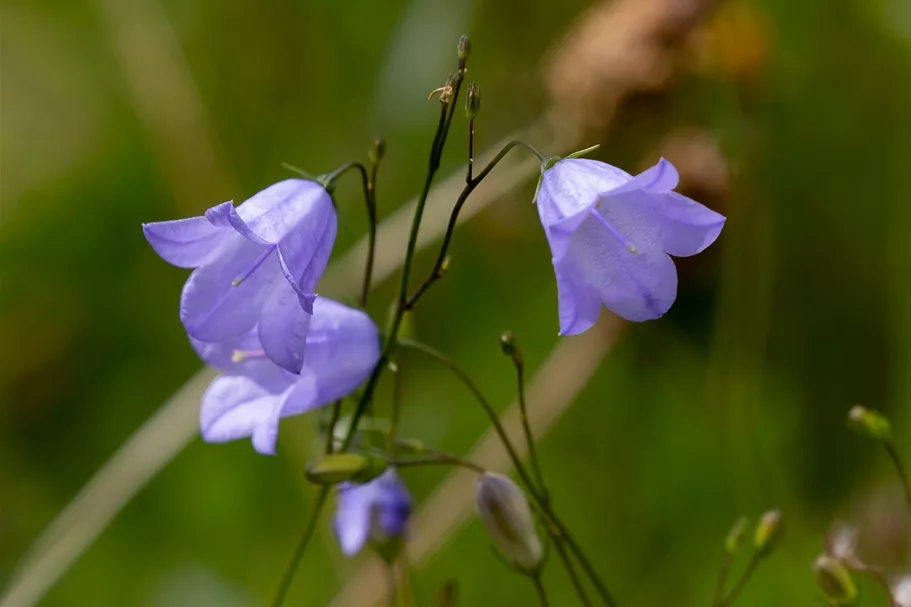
1 0 909 605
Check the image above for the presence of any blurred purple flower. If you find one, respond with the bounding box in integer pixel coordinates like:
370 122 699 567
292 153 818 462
194 297 380 455
536 157 725 334
334 469 412 556
143 179 337 372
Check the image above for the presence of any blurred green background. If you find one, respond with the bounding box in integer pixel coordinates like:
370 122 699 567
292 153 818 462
2 0 910 605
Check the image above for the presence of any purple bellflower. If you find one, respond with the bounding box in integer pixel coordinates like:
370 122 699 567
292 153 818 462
143 179 337 373
536 157 725 334
334 469 412 556
194 297 381 455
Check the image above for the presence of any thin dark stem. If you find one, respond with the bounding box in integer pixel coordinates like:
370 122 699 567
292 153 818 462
389 454 485 474
466 118 475 183
270 488 330 607
712 552 732 606
399 337 620 607
324 400 343 455
884 441 911 517
361 159 379 307
321 160 369 190
531 574 550 607
719 552 760 607
342 69 465 453
432 75 465 164
513 352 546 499
552 537 591 606
404 140 546 310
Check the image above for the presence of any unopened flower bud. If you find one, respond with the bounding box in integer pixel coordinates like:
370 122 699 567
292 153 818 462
465 82 481 120
475 473 542 571
499 330 518 357
305 453 388 485
847 406 892 441
754 509 783 556
368 138 386 165
458 35 471 63
725 515 748 554
814 555 858 605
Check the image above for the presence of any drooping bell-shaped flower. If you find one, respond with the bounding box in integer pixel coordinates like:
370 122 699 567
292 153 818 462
536 157 725 334
143 178 337 372
195 297 380 455
334 469 412 556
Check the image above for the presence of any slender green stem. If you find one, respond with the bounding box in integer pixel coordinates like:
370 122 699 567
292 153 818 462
531 573 550 607
398 102 457 309
342 71 466 452
552 536 591 606
712 552 733 606
405 140 546 310
466 118 475 183
388 454 485 474
509 343 546 499
270 488 330 607
884 441 911 517
361 158 379 307
719 552 761 606
320 160 369 191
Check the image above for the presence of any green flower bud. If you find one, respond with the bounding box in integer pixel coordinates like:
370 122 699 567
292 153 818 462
368 138 386 165
725 515 749 554
847 406 892 441
475 473 543 571
465 82 481 120
305 453 388 485
754 509 783 556
499 330 518 358
458 35 471 62
814 555 858 605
